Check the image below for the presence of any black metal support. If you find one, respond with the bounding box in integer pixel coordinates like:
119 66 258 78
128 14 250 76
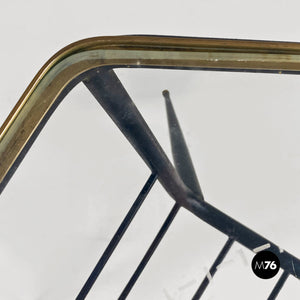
83 68 190 207
82 67 300 299
83 68 300 280
189 200 300 279
192 237 234 299
118 203 180 299
76 173 157 300
163 90 203 199
267 271 289 300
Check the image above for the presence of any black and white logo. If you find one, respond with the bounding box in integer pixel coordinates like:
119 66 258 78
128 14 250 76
251 251 280 279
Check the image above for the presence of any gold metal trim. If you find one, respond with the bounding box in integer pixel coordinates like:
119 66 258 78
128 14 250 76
1 35 300 185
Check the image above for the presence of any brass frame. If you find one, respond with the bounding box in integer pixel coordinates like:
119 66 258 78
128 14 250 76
2 35 300 188
1 35 300 299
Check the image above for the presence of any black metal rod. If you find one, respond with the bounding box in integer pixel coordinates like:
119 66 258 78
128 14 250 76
189 199 300 279
76 173 157 300
163 90 203 199
118 203 180 299
267 271 289 300
192 237 234 299
83 68 192 207
83 68 300 279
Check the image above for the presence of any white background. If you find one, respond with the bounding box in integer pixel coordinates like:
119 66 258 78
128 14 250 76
0 1 300 299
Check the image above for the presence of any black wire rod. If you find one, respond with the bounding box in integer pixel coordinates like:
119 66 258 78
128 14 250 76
192 237 234 299
119 203 180 299
76 173 157 300
267 271 289 300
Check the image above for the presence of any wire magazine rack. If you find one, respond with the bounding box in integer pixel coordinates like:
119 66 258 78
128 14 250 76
0 35 300 299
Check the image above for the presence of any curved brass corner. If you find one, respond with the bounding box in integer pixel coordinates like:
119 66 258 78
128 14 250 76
1 35 300 187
